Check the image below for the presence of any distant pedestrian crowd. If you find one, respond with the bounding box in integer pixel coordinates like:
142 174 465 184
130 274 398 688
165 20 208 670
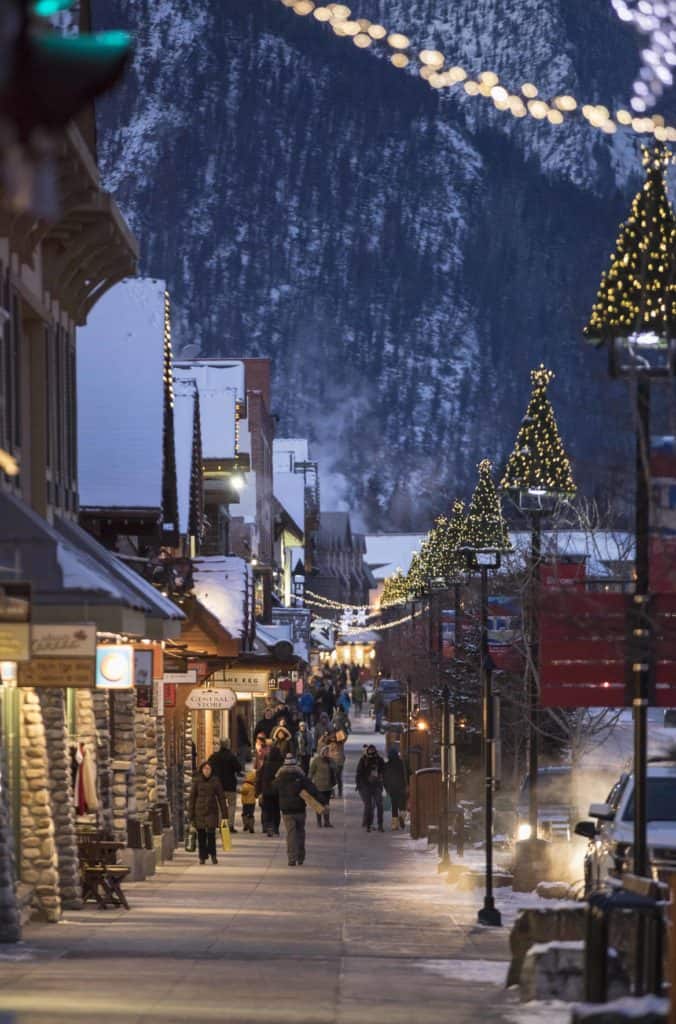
187 666 409 867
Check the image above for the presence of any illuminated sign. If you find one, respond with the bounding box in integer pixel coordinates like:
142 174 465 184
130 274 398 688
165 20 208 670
96 645 134 690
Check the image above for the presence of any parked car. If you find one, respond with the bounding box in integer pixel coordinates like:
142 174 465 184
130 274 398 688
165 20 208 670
575 761 676 893
516 765 575 843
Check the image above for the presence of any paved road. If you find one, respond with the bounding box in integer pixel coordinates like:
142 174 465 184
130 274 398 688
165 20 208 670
0 719 536 1024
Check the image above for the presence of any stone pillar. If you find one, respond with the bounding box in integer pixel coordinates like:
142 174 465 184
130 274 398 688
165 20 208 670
38 691 82 909
155 714 168 805
110 691 136 840
0 750 20 942
134 706 150 820
92 692 113 836
19 689 60 922
145 711 158 807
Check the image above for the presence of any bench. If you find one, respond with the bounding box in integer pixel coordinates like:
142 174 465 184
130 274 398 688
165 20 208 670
78 839 130 911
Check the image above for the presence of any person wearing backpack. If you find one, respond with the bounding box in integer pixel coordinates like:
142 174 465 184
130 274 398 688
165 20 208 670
356 745 386 832
309 746 337 828
272 753 325 866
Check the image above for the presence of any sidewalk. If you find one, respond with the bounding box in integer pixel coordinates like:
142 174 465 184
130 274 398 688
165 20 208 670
0 720 566 1023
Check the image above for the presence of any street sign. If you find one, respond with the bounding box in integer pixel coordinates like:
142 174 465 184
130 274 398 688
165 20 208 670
19 658 95 689
31 624 96 659
186 687 237 711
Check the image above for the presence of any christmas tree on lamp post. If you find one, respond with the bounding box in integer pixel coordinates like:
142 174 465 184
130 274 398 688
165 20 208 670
500 367 576 880
459 460 512 927
582 145 676 884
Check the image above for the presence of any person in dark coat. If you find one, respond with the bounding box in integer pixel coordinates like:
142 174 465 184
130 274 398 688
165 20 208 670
208 738 243 832
254 707 276 738
272 753 325 866
356 745 386 832
383 747 408 830
270 718 293 756
188 762 226 864
309 746 337 827
256 745 283 836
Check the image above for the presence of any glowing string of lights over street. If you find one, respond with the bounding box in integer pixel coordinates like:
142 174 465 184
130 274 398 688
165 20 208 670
277 0 676 141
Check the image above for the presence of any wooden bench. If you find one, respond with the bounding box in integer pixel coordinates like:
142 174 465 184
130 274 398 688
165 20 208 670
78 839 130 911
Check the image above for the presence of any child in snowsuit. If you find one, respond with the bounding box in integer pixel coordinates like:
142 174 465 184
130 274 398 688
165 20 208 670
240 769 257 833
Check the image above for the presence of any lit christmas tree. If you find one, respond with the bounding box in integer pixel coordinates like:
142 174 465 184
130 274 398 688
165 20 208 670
500 366 576 497
584 145 676 341
380 568 409 607
406 551 427 597
426 499 466 580
461 459 512 554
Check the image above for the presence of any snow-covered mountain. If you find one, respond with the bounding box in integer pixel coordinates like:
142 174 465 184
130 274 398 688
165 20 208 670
92 0 673 528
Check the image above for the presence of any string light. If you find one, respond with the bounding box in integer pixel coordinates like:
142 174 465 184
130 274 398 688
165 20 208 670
342 608 423 633
584 145 676 339
500 366 576 497
278 0 676 141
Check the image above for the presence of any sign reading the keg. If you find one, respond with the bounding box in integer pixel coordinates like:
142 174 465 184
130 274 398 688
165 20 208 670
212 669 268 693
185 687 237 711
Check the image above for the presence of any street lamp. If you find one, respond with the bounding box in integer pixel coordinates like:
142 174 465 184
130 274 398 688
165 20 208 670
500 366 576 856
459 460 512 928
583 144 676 881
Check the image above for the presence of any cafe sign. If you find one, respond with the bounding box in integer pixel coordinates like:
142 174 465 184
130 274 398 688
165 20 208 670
19 658 95 689
186 687 237 711
31 624 96 659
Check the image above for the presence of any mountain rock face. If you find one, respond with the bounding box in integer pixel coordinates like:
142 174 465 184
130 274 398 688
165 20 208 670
93 0 673 529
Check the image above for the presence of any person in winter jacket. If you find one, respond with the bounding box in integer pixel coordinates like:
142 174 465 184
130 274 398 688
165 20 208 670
254 733 268 771
326 730 346 796
295 721 313 773
188 762 226 864
356 745 386 832
298 690 315 726
272 753 324 866
254 706 276 738
270 719 293 756
332 707 351 737
208 738 243 832
337 688 351 714
383 747 408 830
240 769 257 833
351 681 365 714
309 746 337 827
371 690 386 733
256 745 283 836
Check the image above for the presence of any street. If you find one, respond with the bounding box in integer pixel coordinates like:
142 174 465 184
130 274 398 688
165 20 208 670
0 719 542 1024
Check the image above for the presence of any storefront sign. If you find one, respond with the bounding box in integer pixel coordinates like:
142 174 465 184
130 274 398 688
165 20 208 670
19 658 95 688
186 687 237 711
0 582 30 622
213 670 268 693
134 649 153 687
31 624 96 659
152 679 165 716
159 669 197 685
96 645 134 690
0 623 30 661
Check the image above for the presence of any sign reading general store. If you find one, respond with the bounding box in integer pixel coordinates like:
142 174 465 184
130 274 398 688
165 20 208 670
31 624 96 659
186 687 237 711
19 658 95 689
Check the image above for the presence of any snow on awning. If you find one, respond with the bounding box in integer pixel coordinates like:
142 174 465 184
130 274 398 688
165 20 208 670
77 278 167 511
174 382 197 536
192 557 252 640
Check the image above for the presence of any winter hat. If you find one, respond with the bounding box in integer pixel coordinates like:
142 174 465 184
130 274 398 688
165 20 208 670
284 753 297 765
220 738 231 749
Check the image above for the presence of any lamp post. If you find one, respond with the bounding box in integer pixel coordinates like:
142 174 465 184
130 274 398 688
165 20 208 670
500 366 576 850
459 459 512 928
583 145 676 881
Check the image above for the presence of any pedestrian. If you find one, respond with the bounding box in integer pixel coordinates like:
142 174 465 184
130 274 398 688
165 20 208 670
356 744 385 832
188 761 226 864
371 689 385 734
337 687 351 715
271 717 293 756
298 689 315 726
254 732 267 771
326 730 346 796
272 753 325 866
296 721 313 773
315 711 331 751
349 663 360 686
383 747 408 830
352 680 365 714
208 738 243 833
240 769 257 833
256 744 283 836
254 706 276 738
332 706 350 738
309 745 337 827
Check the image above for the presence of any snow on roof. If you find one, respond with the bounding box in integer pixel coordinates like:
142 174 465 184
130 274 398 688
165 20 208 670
274 471 305 534
173 382 197 535
192 556 252 639
174 363 238 460
365 534 426 581
78 278 166 510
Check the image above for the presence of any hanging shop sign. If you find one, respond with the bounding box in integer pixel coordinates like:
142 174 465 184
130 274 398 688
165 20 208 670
159 669 197 685
185 687 237 711
95 645 134 690
31 623 96 659
0 622 30 661
152 678 165 716
19 657 95 689
212 669 268 693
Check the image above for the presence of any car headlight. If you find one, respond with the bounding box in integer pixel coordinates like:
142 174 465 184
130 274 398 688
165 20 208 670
517 822 532 842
